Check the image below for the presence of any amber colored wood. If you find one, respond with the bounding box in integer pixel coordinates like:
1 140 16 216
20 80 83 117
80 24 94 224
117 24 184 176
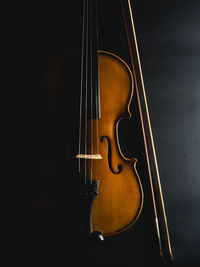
45 50 143 236
88 51 143 236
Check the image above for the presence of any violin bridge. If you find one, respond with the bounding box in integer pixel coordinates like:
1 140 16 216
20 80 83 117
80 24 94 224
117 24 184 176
76 154 102 159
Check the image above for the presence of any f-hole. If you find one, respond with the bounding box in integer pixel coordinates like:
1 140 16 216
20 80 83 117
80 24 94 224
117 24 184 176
100 136 122 174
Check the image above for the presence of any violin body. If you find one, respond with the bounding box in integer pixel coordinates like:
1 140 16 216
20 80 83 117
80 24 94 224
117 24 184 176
45 50 143 236
91 51 143 235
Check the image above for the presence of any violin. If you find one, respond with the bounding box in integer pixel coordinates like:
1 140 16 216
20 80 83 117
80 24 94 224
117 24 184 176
44 0 173 263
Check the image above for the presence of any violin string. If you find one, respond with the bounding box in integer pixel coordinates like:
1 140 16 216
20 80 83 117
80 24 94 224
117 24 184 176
95 0 100 158
78 0 86 175
90 0 94 184
85 0 89 184
125 0 173 259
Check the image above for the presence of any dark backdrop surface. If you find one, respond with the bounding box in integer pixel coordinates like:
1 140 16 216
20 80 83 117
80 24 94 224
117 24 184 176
36 0 200 266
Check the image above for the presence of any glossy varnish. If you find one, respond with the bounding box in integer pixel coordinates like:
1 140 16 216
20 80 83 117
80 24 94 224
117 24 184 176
90 51 143 235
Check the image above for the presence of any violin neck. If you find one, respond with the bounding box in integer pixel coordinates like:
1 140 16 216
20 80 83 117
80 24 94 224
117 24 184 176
81 0 100 120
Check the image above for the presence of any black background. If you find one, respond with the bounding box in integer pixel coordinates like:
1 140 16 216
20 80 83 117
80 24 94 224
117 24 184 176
33 0 200 266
